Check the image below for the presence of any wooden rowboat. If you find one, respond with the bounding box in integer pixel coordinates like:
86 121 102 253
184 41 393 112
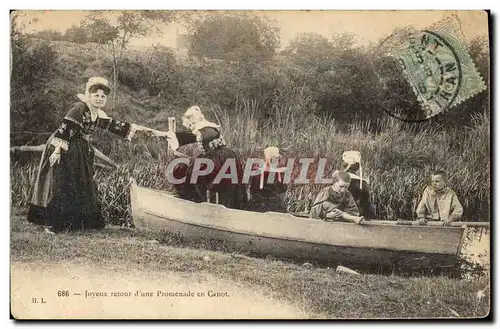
130 179 482 270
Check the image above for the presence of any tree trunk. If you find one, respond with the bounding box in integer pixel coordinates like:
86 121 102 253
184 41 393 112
111 41 118 104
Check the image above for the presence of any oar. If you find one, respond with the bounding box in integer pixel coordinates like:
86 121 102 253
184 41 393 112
92 146 118 169
393 220 490 228
290 212 489 227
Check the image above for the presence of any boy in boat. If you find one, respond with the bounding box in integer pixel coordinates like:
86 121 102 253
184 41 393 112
415 170 464 226
309 171 364 224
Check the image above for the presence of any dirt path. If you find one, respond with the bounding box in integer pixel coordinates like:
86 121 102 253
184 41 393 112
11 261 308 319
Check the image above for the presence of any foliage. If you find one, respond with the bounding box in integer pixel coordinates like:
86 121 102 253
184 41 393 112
80 11 179 100
283 32 389 125
63 25 88 44
188 12 280 62
81 14 118 44
29 29 64 41
10 19 58 145
142 45 181 100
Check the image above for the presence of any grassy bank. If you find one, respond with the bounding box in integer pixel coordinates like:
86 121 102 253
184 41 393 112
10 211 490 319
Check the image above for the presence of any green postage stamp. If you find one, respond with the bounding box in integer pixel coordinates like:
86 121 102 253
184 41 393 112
391 15 487 119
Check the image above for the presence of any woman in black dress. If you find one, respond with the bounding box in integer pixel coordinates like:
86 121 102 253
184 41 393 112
164 106 247 209
27 77 157 233
345 162 372 217
246 147 288 213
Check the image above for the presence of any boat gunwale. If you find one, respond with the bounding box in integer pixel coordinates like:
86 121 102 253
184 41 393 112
140 208 459 259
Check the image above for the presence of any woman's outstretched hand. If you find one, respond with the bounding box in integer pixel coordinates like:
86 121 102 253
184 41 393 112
152 130 179 151
130 124 179 150
49 150 61 166
153 130 176 139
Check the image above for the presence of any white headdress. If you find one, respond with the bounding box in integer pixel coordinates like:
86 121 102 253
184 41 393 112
342 150 366 187
264 147 281 160
76 77 111 118
183 105 219 131
259 146 286 189
85 77 110 97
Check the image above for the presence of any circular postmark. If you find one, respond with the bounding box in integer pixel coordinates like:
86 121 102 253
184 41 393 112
372 28 463 122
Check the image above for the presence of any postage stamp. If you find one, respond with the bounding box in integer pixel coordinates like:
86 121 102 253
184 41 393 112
374 15 487 121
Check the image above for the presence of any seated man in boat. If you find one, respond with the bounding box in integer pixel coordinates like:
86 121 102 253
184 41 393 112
309 171 364 224
246 147 288 213
415 170 464 226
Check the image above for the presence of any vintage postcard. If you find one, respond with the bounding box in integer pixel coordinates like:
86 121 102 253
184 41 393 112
10 9 490 319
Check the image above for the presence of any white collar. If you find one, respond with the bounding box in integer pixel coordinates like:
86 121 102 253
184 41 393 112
347 172 369 184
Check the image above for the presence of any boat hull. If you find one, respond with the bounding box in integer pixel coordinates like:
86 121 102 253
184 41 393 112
130 180 466 270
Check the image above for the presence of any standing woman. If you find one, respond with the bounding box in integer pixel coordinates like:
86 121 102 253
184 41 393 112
165 106 247 209
27 77 155 233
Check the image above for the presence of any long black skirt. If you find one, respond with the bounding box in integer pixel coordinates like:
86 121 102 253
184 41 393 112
26 134 105 232
172 146 247 209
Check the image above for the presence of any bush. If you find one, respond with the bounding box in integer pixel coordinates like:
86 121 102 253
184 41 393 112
117 57 150 92
10 34 58 145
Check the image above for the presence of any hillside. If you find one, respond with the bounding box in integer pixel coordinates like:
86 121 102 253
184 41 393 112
45 40 177 129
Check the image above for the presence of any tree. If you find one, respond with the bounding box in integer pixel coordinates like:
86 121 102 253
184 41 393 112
10 15 58 145
82 14 119 44
64 25 88 43
80 10 179 102
284 32 334 67
188 12 280 62
281 33 381 124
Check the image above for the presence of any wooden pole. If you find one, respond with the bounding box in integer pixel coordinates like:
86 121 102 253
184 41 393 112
10 145 44 152
168 117 176 157
92 147 118 169
359 159 363 190
168 117 176 132
11 145 117 169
